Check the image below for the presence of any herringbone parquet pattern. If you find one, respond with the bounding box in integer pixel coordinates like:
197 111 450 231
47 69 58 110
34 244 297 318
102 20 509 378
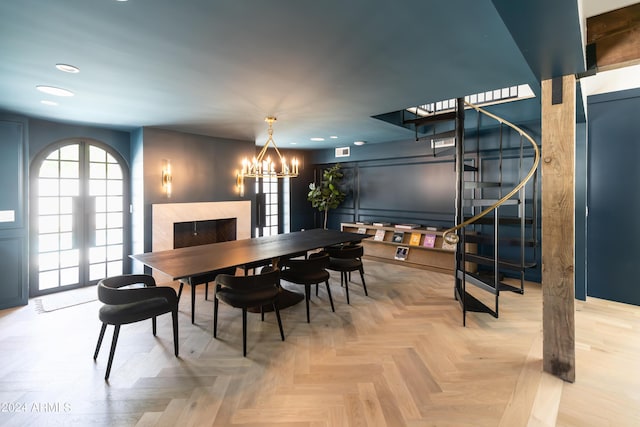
0 260 638 426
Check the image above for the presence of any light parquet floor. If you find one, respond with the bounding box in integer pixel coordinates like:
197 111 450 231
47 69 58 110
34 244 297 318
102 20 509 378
0 260 638 426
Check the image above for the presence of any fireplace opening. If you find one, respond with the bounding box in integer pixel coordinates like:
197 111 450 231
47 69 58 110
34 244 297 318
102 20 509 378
173 218 237 249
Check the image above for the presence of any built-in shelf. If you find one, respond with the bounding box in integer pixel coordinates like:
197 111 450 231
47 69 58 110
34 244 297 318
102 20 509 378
341 222 476 273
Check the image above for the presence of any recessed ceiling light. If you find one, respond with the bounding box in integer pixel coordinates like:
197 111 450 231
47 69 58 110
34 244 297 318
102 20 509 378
290 142 297 145
55 63 79 73
330 136 338 139
310 137 325 141
354 141 366 146
41 100 58 106
36 85 74 97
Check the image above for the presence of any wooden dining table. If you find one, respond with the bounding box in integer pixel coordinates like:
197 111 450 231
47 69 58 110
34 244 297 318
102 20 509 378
130 228 371 310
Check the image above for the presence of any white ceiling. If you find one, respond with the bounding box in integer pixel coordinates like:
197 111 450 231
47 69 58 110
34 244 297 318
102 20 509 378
0 1 629 149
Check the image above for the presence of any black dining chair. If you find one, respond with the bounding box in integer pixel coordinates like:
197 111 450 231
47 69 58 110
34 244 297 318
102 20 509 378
324 244 368 304
93 274 179 380
280 252 334 323
213 268 285 357
177 266 237 324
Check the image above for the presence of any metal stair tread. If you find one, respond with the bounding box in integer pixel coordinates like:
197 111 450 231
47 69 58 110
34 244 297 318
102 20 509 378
463 216 534 225
454 285 497 317
463 181 503 189
463 253 537 270
463 234 537 247
463 199 519 207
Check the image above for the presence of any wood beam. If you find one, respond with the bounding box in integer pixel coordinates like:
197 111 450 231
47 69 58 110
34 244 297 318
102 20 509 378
587 3 640 71
541 75 576 383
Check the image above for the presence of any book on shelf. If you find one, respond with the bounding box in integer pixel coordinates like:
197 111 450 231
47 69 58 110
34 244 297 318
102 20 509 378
409 232 422 246
392 231 404 243
373 221 391 227
373 229 386 241
422 233 436 248
425 226 438 231
357 227 367 234
394 246 409 260
441 240 457 251
355 221 370 225
395 223 420 230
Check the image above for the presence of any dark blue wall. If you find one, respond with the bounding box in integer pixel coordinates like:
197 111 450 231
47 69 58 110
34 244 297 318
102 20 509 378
587 88 640 306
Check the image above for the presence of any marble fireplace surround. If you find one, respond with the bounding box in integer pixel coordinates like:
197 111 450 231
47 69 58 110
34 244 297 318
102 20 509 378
152 201 251 253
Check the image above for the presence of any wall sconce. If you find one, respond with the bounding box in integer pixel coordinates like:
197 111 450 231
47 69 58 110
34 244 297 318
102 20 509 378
236 170 245 197
162 159 172 198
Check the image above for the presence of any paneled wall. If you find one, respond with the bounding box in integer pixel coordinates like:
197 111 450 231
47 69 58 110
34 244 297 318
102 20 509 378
0 115 28 309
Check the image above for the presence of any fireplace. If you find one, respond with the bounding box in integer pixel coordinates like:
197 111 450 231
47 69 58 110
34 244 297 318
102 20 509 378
173 218 237 249
149 201 251 282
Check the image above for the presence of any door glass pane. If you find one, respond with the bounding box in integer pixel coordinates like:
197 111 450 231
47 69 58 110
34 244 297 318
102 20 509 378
39 160 59 177
39 271 59 290
39 179 59 196
59 144 79 161
60 161 79 178
90 162 106 179
89 263 106 281
59 179 79 196
39 216 59 234
39 252 59 271
89 145 106 162
60 249 79 268
39 198 59 215
89 180 106 196
60 267 79 286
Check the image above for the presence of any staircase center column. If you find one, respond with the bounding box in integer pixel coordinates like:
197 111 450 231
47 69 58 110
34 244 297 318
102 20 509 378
541 74 576 383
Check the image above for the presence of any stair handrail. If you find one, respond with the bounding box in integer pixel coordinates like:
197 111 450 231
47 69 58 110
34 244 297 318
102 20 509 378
442 101 540 244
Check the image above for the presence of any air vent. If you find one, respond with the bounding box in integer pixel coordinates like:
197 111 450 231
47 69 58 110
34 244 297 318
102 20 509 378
431 137 456 149
335 147 350 157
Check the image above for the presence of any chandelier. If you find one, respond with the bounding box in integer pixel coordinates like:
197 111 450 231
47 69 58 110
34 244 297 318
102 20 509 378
239 117 299 179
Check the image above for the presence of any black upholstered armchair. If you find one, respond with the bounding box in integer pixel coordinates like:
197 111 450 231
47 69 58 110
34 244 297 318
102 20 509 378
324 244 368 304
93 274 179 380
214 268 285 356
280 252 334 323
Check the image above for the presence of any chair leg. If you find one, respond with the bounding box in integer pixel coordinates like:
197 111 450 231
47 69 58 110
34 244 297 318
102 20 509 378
213 297 219 338
261 305 265 321
177 282 184 301
359 267 368 296
172 310 179 357
152 316 157 336
94 323 107 360
205 282 209 300
344 272 350 304
274 302 285 341
315 283 319 296
190 282 196 324
242 308 248 357
305 284 311 323
325 280 335 312
105 325 120 380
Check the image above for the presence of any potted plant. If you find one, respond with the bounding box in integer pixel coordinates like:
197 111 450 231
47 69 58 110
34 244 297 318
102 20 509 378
307 163 346 229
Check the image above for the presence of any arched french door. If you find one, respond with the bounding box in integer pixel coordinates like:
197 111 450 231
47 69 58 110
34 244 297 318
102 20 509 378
30 140 129 296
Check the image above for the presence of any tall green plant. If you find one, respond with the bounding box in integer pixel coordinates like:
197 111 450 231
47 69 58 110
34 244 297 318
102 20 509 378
307 163 346 229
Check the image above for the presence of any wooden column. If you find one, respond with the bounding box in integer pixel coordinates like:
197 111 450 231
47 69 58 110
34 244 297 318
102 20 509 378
541 75 576 382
